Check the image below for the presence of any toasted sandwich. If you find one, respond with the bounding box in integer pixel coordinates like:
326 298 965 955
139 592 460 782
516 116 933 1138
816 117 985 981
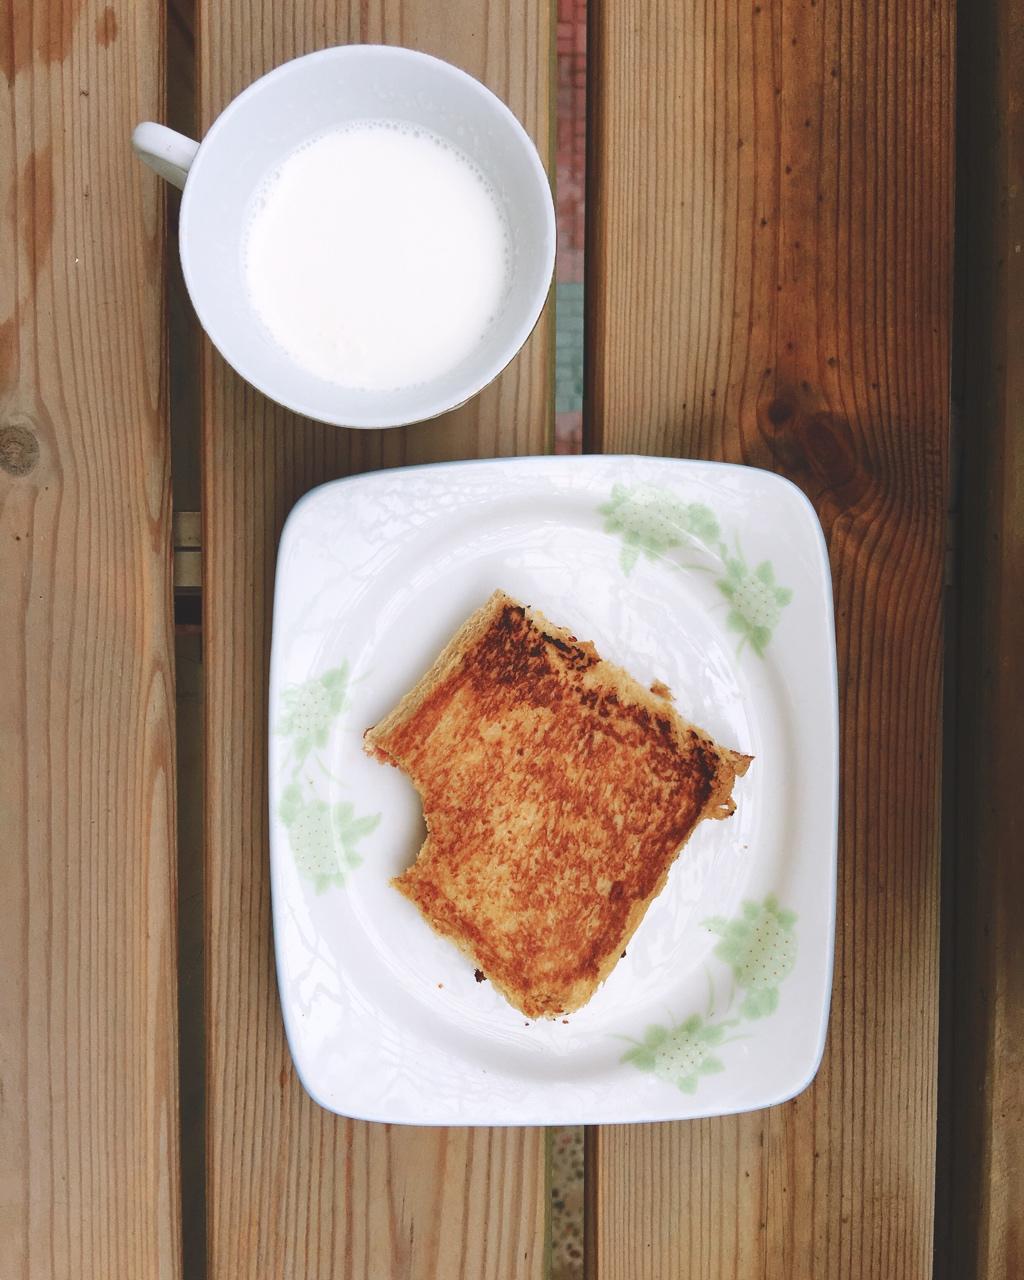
364 591 751 1018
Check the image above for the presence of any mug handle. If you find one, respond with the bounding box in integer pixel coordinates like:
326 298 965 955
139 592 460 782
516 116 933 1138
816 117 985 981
132 122 200 190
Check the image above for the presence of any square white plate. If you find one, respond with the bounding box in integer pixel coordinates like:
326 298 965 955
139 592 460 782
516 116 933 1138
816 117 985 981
269 455 838 1125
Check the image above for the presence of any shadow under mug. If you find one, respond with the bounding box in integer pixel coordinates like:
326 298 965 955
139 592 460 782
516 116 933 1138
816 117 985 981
133 45 556 429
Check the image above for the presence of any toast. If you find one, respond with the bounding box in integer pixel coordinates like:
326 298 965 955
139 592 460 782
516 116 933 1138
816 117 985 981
364 591 751 1019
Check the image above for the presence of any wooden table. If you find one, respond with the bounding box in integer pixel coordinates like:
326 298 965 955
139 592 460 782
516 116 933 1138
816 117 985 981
3 0 1021 1276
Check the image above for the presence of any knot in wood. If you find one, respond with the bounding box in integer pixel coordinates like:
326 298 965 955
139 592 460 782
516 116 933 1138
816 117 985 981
803 411 858 490
766 397 795 426
0 422 40 477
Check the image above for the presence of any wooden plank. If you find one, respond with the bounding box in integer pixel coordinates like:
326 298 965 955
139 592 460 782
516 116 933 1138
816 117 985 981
942 0 1024 1273
585 0 952 1276
0 3 181 1278
197 7 553 1278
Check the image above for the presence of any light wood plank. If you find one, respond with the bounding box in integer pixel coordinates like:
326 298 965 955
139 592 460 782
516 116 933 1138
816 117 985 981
585 0 952 1276
0 2 181 1277
197 7 553 1277
943 0 1024 1272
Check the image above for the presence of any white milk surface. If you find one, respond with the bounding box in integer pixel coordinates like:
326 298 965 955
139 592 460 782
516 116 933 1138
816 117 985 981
243 122 511 391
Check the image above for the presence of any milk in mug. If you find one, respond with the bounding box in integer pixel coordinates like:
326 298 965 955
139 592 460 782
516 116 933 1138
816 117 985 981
243 121 512 391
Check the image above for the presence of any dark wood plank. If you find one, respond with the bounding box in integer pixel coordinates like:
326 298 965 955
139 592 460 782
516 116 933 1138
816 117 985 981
943 0 1024 1273
585 0 952 1275
197 6 553 1277
0 1 181 1276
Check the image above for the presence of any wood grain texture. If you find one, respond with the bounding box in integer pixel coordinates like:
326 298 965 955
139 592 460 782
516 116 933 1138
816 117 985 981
0 2 181 1278
942 0 1024 1273
585 0 952 1276
197 6 553 1277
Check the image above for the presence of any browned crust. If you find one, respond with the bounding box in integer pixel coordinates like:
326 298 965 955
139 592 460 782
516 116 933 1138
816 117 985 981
365 590 751 1019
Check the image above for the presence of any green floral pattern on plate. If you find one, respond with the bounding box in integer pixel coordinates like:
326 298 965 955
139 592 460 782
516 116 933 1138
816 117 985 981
598 484 721 574
598 484 792 656
620 895 798 1094
276 665 381 893
716 555 793 657
622 1015 729 1094
278 664 350 764
279 787 381 894
704 894 798 1018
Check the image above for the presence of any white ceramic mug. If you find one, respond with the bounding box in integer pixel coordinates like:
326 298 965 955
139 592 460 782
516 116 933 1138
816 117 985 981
133 46 555 429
